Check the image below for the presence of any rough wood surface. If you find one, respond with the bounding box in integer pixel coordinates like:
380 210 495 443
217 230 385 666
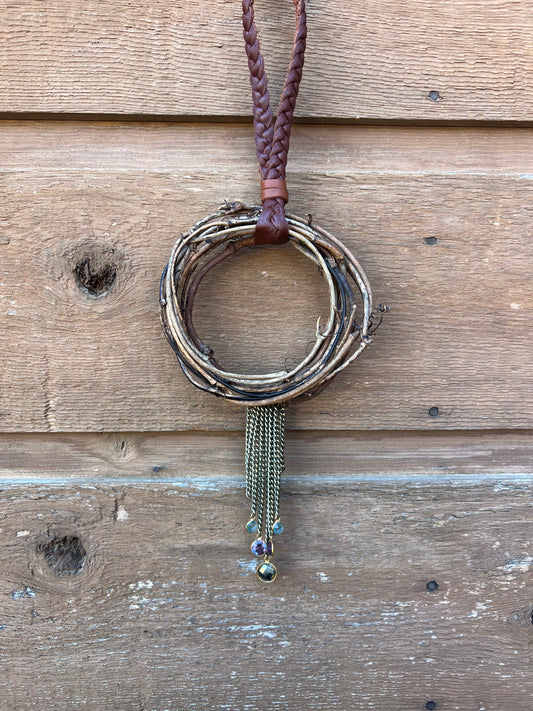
1 430 532 483
0 466 530 709
2 4 531 708
1 1 532 121
1 121 532 432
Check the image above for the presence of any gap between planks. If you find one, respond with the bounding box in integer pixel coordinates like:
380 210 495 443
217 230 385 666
2 113 533 129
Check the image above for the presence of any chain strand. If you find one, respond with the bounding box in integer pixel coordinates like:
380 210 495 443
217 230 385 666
245 404 285 539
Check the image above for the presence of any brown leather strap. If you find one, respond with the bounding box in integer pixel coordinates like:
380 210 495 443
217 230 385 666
242 0 307 245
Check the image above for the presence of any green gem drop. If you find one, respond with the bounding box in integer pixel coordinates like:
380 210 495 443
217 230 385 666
257 560 277 583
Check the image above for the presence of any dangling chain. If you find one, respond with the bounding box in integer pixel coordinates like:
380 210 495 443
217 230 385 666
245 405 285 582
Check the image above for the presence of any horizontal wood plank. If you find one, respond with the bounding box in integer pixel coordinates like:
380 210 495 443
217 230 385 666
1 430 532 483
1 121 532 431
0 467 530 709
0 1 532 121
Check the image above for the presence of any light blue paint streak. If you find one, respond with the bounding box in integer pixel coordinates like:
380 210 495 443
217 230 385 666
0 473 531 489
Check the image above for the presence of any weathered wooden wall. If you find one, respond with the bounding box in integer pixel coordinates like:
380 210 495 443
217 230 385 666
0 1 531 709
1 0 532 121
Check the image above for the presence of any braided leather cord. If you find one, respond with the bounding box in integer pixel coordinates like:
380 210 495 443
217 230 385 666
242 0 307 245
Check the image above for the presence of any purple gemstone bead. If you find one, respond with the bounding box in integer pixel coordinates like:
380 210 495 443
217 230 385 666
266 540 273 556
251 539 267 556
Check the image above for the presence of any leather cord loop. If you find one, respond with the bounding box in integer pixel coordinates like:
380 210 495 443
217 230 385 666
242 0 307 245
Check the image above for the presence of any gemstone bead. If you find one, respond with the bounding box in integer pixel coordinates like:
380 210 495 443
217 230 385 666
251 539 267 556
266 540 273 556
246 519 259 534
273 520 284 535
257 560 277 583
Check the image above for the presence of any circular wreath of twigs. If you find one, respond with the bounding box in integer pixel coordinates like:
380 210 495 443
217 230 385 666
160 203 376 406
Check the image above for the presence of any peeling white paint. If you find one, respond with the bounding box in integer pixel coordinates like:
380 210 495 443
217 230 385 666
316 571 330 582
16 530 29 537
129 580 154 590
128 594 172 611
237 559 258 574
126 579 178 612
229 624 278 640
115 505 129 521
229 624 277 633
502 555 532 573
467 600 492 619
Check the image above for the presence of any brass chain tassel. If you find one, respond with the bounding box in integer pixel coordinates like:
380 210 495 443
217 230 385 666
245 404 286 582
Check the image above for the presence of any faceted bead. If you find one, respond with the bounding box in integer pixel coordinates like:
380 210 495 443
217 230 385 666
257 560 277 583
246 519 259 534
251 539 267 556
266 540 273 556
273 520 284 535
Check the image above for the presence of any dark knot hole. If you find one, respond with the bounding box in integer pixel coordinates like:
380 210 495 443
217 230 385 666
74 253 117 297
39 536 86 576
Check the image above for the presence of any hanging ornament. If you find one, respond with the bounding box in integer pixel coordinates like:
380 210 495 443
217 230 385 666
160 0 384 583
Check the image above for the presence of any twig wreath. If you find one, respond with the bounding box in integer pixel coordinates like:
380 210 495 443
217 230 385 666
160 205 373 405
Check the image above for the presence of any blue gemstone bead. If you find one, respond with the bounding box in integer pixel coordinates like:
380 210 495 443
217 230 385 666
246 519 259 534
273 520 284 535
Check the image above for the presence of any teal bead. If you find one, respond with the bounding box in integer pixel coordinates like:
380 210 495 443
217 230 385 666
257 560 277 583
246 519 259 534
272 520 284 535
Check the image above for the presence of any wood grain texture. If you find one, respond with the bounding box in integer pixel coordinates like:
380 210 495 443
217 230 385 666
1 121 532 431
1 430 532 483
0 472 530 710
2 3 531 707
1 1 532 121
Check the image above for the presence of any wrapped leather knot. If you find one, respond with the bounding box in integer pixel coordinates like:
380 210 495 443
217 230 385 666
256 179 290 245
260 179 289 202
255 197 290 245
243 0 306 246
